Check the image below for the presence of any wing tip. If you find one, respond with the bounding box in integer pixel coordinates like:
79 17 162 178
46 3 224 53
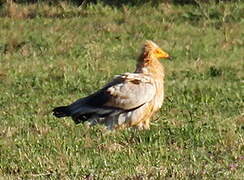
52 106 70 118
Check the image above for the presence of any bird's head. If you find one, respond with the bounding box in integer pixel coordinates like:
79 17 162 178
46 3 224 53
136 40 171 74
143 40 171 60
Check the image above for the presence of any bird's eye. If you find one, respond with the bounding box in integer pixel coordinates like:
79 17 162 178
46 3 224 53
155 49 161 55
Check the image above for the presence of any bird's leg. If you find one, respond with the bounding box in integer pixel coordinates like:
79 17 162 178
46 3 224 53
142 119 150 129
135 118 150 130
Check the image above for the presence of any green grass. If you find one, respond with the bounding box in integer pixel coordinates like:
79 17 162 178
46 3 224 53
0 1 244 179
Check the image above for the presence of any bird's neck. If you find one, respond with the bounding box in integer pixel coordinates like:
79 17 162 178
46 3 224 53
135 52 165 78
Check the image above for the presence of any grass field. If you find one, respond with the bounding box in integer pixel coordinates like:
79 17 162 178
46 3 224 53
0 1 243 179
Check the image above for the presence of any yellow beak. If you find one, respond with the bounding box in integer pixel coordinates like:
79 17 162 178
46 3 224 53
155 48 171 59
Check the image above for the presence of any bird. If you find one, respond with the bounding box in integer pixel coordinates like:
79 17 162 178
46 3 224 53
52 40 171 130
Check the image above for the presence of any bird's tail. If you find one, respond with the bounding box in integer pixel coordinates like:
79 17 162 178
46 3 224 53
53 106 71 118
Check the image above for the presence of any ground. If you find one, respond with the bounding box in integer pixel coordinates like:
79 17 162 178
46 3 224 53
0 1 243 179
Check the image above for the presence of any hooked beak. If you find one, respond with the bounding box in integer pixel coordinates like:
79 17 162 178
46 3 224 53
167 56 173 60
156 48 172 60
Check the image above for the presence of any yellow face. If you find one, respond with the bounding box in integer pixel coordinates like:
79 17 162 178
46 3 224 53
154 48 170 59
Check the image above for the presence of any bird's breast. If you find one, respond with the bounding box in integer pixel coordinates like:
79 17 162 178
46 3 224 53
152 78 165 111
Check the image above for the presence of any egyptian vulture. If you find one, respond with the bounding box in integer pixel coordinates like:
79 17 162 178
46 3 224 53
53 40 171 130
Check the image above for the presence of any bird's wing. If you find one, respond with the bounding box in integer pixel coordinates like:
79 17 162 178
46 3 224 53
57 73 156 119
103 73 156 110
